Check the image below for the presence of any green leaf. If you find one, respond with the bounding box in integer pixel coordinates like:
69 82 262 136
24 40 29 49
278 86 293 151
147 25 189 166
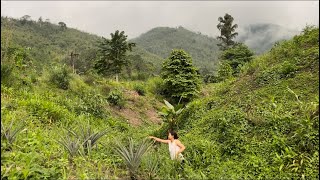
164 100 174 110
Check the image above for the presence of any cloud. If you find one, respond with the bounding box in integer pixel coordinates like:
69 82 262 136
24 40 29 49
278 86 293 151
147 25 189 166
1 1 318 38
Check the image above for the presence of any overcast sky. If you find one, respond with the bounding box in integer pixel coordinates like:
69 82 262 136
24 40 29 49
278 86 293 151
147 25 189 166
1 1 319 38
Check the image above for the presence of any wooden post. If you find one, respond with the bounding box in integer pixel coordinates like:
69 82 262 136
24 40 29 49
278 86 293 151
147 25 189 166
70 51 79 74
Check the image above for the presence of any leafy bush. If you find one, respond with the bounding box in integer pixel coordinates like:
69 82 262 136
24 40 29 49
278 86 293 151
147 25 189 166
146 77 165 96
217 62 233 81
49 66 71 90
76 92 107 118
255 68 281 85
279 61 298 78
133 83 146 96
203 73 220 83
19 97 70 123
220 43 254 75
107 89 125 108
1 63 15 87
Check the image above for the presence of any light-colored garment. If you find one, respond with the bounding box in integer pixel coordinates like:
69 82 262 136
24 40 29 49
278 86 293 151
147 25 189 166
168 140 184 160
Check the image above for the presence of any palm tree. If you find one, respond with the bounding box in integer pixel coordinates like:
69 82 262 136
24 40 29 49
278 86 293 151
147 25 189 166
95 30 135 82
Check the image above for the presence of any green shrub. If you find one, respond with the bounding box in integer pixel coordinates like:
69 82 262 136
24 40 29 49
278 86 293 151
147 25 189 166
217 62 233 81
107 89 125 108
203 73 220 83
146 77 165 96
49 66 71 90
279 61 298 78
220 43 254 75
19 98 70 123
1 63 15 87
75 92 107 118
255 68 280 86
133 83 146 96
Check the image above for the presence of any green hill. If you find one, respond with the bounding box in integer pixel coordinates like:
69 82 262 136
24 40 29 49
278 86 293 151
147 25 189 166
169 26 319 179
1 16 163 76
131 26 221 73
1 15 318 179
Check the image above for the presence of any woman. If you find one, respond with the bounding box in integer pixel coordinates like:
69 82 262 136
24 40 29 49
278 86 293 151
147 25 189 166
149 130 185 161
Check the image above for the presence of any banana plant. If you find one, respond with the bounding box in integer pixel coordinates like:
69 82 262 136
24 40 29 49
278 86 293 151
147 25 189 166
158 100 185 131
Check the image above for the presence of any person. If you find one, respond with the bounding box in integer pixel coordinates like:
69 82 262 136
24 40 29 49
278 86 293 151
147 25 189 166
149 130 186 161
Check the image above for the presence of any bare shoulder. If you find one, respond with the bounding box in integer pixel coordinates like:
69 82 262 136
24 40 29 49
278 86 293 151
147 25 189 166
174 139 182 144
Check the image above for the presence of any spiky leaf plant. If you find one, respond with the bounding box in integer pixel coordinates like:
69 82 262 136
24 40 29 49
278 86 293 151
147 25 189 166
78 125 108 155
114 138 154 180
1 120 26 150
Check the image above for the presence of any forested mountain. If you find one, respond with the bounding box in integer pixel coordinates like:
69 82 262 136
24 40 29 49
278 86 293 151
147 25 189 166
1 17 302 76
237 23 299 54
1 16 164 76
131 26 221 73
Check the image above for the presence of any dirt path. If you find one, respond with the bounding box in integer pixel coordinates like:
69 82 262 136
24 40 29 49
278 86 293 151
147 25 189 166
110 90 162 126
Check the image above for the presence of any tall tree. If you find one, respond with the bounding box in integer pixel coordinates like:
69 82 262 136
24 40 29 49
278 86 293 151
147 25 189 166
161 49 201 104
20 15 31 25
58 22 67 30
217 13 238 50
94 30 135 81
38 16 43 27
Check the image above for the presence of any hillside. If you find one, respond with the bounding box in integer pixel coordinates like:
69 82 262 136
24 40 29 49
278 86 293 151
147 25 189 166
0 16 163 76
237 23 300 54
169 26 319 179
1 14 318 179
131 26 221 73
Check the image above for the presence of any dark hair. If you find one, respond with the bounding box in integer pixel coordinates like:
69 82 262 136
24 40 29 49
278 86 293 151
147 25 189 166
168 130 179 139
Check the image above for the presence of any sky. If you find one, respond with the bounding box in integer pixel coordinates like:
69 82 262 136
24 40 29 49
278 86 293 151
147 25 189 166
1 1 319 39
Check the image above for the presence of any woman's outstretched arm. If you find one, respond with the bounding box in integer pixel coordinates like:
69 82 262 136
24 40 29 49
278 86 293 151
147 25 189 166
149 136 170 144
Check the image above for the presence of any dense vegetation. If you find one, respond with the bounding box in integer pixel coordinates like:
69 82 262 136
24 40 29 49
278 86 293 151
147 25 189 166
161 49 201 104
173 26 319 179
0 16 163 80
1 15 319 179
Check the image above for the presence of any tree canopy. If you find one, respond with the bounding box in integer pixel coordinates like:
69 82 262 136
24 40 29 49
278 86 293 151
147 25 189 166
161 49 201 104
94 30 135 81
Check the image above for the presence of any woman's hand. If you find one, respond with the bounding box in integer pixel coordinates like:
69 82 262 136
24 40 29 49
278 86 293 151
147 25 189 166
148 136 170 144
176 151 180 158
